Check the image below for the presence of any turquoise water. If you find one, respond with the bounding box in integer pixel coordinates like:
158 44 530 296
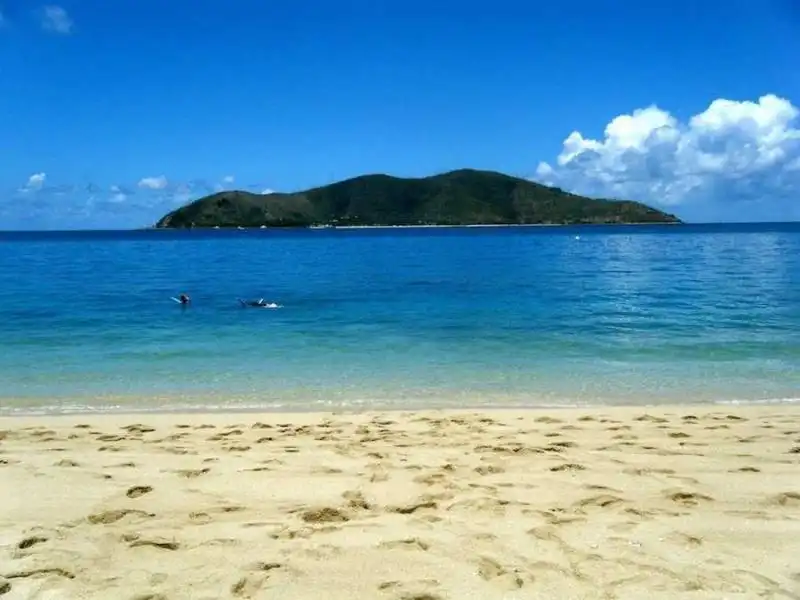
0 224 798 415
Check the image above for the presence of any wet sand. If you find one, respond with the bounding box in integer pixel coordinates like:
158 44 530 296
1 405 799 599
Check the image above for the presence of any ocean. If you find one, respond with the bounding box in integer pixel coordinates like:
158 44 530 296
0 223 798 415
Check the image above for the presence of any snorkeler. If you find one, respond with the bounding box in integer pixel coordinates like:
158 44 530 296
239 298 266 307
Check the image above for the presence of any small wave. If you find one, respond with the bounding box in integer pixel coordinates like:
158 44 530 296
0 399 290 417
3 392 800 418
713 397 800 406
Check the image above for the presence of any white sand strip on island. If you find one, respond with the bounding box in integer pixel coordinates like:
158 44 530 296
1 405 799 600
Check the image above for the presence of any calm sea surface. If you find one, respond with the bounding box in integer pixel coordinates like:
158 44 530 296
0 224 798 415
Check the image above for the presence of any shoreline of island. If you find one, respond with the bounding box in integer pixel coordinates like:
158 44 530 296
149 221 684 231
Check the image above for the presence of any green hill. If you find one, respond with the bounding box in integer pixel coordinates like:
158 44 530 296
153 169 681 228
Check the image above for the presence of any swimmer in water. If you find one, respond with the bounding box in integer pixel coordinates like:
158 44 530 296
240 298 269 307
178 293 191 305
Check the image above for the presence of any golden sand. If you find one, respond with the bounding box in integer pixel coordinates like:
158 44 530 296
1 405 799 599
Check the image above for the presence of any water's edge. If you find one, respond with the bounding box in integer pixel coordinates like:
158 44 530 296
2 393 799 417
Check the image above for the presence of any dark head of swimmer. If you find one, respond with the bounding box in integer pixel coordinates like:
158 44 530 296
179 293 191 304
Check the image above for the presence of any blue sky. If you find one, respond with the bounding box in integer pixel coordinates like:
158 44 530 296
1 0 799 229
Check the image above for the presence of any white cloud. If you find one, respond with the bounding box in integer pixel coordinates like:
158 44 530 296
222 175 235 184
536 94 800 219
261 188 275 195
138 175 168 190
41 5 72 34
26 172 46 190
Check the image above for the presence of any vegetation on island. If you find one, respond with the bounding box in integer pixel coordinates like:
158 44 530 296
153 169 681 228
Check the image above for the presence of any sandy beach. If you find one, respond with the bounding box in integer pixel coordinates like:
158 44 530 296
1 405 799 599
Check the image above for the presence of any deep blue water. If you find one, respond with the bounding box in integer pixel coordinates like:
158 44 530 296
0 223 798 414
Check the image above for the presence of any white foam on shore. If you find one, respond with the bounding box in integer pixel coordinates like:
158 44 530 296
2 392 800 418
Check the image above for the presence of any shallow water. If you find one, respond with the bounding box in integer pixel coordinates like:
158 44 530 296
1 223 798 414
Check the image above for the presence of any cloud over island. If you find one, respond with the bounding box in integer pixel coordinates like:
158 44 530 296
535 94 800 221
3 93 799 228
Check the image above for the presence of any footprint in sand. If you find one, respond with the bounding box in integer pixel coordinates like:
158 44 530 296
531 509 586 526
667 491 714 507
550 463 586 472
413 472 446 485
188 511 213 524
175 467 211 478
209 429 244 440
122 424 156 434
126 485 154 499
87 509 154 525
231 574 268 598
342 490 372 511
129 538 180 551
476 556 525 590
225 445 252 453
389 500 438 515
474 464 505 475
377 580 442 600
634 414 669 423
585 484 622 492
2 567 75 581
97 445 127 452
535 416 563 424
17 535 48 550
575 494 626 510
299 507 351 524
96 434 127 442
766 492 800 507
379 538 431 551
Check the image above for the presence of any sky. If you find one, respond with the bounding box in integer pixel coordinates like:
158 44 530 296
1 0 799 229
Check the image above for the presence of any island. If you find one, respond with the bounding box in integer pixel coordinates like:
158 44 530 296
153 169 681 228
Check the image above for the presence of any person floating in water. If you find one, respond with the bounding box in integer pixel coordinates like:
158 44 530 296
239 297 277 308
240 298 266 307
178 293 191 305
